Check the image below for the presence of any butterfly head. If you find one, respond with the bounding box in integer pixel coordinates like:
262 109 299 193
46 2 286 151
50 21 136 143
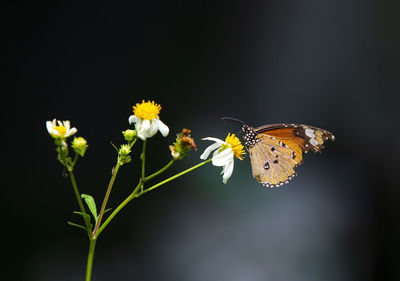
221 117 258 148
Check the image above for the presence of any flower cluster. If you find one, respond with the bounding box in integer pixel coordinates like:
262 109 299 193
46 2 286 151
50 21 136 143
46 119 88 170
45 99 252 281
47 100 246 184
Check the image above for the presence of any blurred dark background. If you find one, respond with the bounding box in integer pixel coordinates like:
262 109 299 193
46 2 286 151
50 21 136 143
11 1 400 280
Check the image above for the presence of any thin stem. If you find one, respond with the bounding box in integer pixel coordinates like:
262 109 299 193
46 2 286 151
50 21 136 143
96 159 212 237
69 171 86 214
96 182 142 237
69 171 92 237
137 159 212 196
71 153 79 169
85 238 97 281
140 140 146 190
92 161 121 237
144 159 175 183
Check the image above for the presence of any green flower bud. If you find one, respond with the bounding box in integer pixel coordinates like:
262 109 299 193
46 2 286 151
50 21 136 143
119 144 131 156
122 129 137 142
118 144 132 165
72 137 88 157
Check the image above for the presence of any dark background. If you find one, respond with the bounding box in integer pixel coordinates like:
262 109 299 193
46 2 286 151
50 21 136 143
12 1 399 281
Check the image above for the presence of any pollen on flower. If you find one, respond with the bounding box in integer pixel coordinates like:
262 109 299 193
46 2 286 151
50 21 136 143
225 133 245 160
133 100 162 120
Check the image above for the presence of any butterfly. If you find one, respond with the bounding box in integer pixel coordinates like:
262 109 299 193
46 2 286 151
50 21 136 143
222 117 335 188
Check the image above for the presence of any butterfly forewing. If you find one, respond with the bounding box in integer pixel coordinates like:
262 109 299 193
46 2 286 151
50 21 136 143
256 124 334 153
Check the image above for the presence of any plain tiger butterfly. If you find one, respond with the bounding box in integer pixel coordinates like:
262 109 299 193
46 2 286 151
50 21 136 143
222 117 335 188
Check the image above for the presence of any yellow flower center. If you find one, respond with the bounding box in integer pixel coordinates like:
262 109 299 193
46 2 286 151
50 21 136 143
133 100 162 120
225 133 246 160
54 125 67 137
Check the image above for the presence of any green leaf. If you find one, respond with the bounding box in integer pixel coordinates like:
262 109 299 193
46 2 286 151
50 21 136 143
67 221 88 231
73 210 90 221
73 211 92 230
81 194 98 223
104 208 112 214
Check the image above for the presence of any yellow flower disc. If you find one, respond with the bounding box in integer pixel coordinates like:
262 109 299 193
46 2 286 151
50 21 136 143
225 133 246 160
54 125 67 137
133 100 162 120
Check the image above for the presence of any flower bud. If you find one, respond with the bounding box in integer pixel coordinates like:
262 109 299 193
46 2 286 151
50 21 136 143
72 137 88 157
122 129 137 142
118 144 132 164
119 144 131 156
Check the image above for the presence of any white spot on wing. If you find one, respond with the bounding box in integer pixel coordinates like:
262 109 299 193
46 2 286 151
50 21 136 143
305 128 315 139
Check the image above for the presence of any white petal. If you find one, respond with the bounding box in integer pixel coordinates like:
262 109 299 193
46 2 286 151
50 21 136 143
139 119 150 132
202 137 224 144
66 127 78 137
46 121 53 134
212 148 233 166
64 120 71 131
200 142 221 160
128 115 138 124
51 129 60 136
222 160 234 184
154 119 169 137
137 131 146 140
146 120 159 138
135 118 142 128
137 119 150 140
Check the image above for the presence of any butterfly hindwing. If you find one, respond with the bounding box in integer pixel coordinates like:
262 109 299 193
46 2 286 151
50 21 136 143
249 135 298 187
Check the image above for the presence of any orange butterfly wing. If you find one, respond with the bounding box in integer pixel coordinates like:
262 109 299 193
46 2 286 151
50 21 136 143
248 124 334 187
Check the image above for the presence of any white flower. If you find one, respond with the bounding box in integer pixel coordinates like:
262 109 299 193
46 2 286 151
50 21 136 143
200 134 245 184
46 119 77 139
128 100 169 140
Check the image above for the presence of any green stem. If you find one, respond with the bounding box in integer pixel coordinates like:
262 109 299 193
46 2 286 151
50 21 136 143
85 238 97 281
92 161 121 237
96 159 212 237
137 159 212 196
144 159 175 182
96 182 142 237
71 153 79 169
140 140 146 190
69 171 92 237
69 172 86 213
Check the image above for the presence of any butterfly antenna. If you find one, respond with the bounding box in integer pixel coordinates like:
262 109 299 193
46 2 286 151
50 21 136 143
221 117 247 126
